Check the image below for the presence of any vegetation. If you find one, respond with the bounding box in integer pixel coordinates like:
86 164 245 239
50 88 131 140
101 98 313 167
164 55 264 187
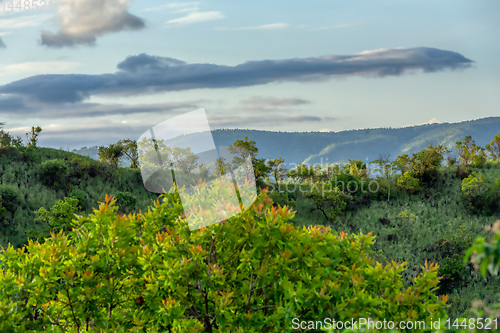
0 122 499 331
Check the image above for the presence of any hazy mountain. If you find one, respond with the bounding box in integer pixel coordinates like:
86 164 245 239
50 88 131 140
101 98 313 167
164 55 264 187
73 117 500 166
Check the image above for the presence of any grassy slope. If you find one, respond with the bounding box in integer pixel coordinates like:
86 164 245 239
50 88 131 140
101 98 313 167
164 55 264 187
277 162 500 318
0 147 159 248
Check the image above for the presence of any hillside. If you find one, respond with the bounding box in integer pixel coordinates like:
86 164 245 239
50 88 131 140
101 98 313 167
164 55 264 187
0 147 159 248
73 117 500 166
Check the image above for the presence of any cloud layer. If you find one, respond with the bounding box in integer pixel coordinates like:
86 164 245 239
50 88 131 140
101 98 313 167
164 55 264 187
0 37 5 48
41 0 145 47
0 47 473 103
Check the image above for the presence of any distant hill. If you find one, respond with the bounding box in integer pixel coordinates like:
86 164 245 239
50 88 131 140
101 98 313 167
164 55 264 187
73 117 500 166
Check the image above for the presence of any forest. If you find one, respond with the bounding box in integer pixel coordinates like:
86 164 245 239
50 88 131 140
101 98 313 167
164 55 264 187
0 123 499 332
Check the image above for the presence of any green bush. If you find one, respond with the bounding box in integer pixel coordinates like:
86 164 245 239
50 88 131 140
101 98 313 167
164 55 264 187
0 192 448 332
38 159 69 187
461 172 500 215
397 172 422 193
114 191 137 214
0 184 21 213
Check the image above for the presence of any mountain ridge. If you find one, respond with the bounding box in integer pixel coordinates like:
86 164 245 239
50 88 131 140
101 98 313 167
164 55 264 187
73 117 500 166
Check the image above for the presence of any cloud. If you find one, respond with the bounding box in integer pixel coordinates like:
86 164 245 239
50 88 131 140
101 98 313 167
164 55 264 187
0 14 50 29
0 36 5 48
0 47 473 103
317 23 367 30
240 96 310 107
143 1 199 13
41 0 145 48
165 11 224 25
117 53 186 71
0 96 202 119
209 115 323 128
0 61 80 77
218 23 289 31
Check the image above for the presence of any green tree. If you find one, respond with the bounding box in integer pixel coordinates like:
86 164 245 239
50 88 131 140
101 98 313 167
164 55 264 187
38 159 69 187
305 186 351 223
286 163 315 183
25 125 42 148
0 192 448 332
370 155 397 202
34 197 81 235
228 136 270 183
98 143 124 168
456 135 487 167
266 158 286 186
485 134 500 160
397 172 421 193
117 139 139 169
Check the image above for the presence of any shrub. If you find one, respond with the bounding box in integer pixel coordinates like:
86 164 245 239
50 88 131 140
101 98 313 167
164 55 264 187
68 189 90 210
114 191 137 214
0 192 448 332
38 159 69 187
397 172 421 193
461 172 500 215
0 184 21 213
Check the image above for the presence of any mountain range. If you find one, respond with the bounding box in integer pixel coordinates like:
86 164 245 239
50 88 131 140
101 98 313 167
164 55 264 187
73 117 500 167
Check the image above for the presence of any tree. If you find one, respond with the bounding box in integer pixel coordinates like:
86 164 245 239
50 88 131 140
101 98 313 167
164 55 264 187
286 163 316 183
38 159 69 187
228 137 270 183
370 155 397 202
98 143 124 168
397 172 421 193
34 197 81 235
117 139 139 169
213 156 230 176
266 158 286 186
485 134 500 160
395 154 411 174
0 192 448 332
26 125 42 148
305 186 351 223
455 135 487 167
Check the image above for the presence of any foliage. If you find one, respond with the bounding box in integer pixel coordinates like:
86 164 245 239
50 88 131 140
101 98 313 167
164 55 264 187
461 172 500 215
305 186 351 223
432 226 474 295
485 134 500 160
465 221 500 277
25 126 42 148
114 191 137 214
266 158 286 185
38 159 69 187
228 136 270 183
397 172 421 193
456 135 487 168
117 139 139 169
0 192 448 332
99 143 125 168
370 155 397 202
286 163 315 183
32 197 81 236
0 184 21 213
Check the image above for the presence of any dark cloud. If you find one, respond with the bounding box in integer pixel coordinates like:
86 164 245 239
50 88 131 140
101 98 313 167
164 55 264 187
0 37 5 48
117 53 186 72
0 47 473 103
240 96 310 107
41 0 145 48
0 97 201 119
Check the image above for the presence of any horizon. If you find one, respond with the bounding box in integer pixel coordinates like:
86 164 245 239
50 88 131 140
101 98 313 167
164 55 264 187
0 1 499 149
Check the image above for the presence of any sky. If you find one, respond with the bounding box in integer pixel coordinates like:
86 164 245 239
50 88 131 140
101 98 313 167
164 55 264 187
0 0 499 149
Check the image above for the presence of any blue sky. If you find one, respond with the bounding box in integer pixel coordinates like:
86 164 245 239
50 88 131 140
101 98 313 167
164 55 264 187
0 0 499 149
